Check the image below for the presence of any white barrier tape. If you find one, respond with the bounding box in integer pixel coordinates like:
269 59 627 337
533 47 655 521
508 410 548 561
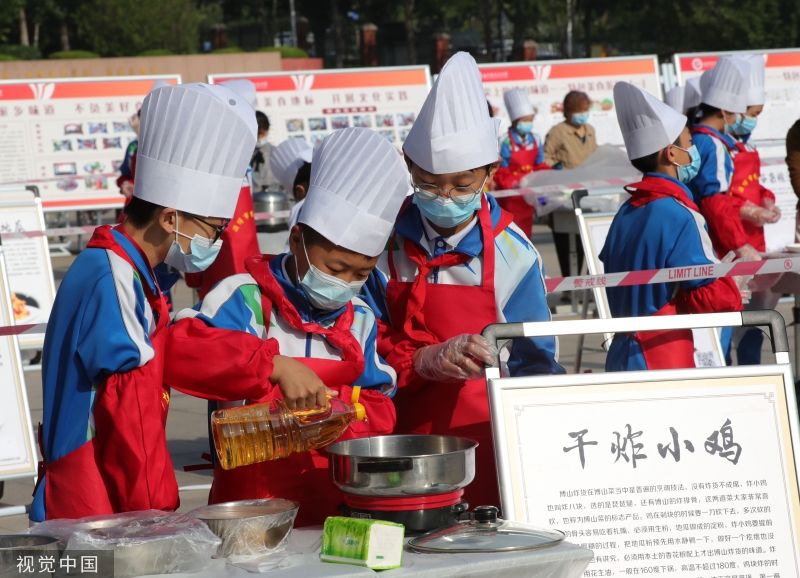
544 257 796 293
0 258 794 338
0 210 292 240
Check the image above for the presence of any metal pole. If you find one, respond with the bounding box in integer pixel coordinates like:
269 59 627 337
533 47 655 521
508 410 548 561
289 0 297 47
566 0 573 58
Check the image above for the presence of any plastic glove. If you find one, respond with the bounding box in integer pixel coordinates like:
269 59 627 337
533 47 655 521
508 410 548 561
735 243 761 262
413 334 499 382
763 199 782 223
740 202 775 227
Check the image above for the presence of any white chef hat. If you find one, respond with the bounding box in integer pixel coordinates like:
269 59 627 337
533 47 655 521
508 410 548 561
271 137 313 191
403 52 500 174
699 55 748 113
664 86 684 114
614 82 687 161
503 88 536 122
219 79 257 109
742 54 766 106
300 128 409 257
683 77 703 112
134 83 257 219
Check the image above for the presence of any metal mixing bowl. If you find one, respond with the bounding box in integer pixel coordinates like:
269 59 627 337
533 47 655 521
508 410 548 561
327 434 477 496
190 499 298 558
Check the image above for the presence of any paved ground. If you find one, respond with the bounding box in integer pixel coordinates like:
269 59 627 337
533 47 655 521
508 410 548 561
0 228 786 532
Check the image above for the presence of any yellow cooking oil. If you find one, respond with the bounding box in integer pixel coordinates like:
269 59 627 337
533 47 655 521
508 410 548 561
212 394 366 470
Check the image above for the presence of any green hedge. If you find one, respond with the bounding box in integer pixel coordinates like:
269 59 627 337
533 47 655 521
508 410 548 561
259 46 309 58
0 53 15 61
0 44 42 60
139 49 175 57
48 50 99 59
211 46 244 54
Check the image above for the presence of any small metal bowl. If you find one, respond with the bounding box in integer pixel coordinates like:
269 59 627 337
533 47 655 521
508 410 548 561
190 499 298 558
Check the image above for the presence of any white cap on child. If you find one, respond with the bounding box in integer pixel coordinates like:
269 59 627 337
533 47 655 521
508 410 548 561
134 83 256 218
615 81 687 161
300 128 409 257
218 79 258 109
403 52 500 174
503 88 536 122
699 55 749 114
271 137 314 191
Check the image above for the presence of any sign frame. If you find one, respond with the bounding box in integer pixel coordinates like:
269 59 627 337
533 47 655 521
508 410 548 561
0 245 38 481
484 311 800 575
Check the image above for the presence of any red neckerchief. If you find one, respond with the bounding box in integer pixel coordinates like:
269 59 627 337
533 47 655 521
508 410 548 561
691 125 747 155
626 175 700 212
244 255 365 371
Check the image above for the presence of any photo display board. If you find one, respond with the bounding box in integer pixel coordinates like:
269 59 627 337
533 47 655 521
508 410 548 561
0 75 179 211
209 66 431 149
479 56 661 146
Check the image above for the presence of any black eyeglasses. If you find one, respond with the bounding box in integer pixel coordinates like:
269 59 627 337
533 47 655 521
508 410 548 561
189 215 228 243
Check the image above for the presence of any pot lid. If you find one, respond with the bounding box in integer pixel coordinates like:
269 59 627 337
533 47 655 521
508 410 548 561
407 506 564 554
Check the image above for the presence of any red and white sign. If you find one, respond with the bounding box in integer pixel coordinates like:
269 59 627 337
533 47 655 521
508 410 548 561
674 49 800 141
209 66 432 149
0 75 180 211
479 56 662 146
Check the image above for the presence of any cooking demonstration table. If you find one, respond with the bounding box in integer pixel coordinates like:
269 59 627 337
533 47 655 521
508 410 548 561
141 527 593 578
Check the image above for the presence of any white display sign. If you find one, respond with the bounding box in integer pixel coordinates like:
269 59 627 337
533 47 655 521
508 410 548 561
0 187 56 349
209 66 432 150
0 75 179 211
0 247 38 480
760 157 798 253
674 49 800 142
576 209 725 366
489 365 800 577
479 56 662 146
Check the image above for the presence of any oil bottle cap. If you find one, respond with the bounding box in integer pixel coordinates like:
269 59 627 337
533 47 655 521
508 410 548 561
351 386 367 421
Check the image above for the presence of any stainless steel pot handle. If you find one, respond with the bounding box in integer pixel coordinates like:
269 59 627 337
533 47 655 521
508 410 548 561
356 458 414 473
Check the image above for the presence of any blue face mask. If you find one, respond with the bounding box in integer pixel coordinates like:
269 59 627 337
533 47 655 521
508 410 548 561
296 234 364 311
164 215 222 273
724 113 744 135
672 144 701 184
735 115 758 136
413 191 482 229
571 112 590 126
515 121 533 135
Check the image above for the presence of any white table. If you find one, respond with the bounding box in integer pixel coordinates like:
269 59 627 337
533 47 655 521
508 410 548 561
144 528 593 578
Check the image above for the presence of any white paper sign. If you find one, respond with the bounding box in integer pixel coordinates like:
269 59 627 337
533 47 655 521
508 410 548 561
0 188 56 349
0 247 37 480
490 368 800 577
760 158 798 253
479 56 661 146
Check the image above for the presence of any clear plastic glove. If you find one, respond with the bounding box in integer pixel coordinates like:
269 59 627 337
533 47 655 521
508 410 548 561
740 202 775 227
735 243 761 262
413 334 499 382
763 199 782 223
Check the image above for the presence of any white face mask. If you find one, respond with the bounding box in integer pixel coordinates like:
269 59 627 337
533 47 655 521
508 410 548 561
163 214 223 273
294 233 365 311
257 136 269 147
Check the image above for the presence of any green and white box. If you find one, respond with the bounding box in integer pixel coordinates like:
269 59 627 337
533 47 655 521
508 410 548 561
320 516 405 570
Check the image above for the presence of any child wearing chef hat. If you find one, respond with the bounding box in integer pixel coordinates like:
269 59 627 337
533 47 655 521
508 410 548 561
689 55 763 262
33 83 266 522
368 51 563 510
728 55 782 366
270 136 314 249
184 78 261 300
492 88 551 237
167 127 408 526
600 81 742 372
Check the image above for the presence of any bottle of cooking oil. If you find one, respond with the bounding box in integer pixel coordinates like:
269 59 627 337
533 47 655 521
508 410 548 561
211 389 366 470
